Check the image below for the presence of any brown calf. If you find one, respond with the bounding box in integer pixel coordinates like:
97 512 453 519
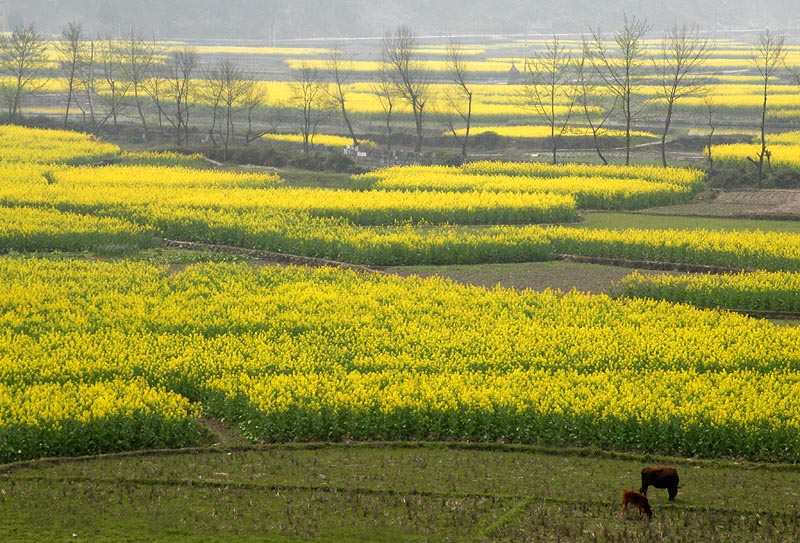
640 466 679 501
621 489 653 519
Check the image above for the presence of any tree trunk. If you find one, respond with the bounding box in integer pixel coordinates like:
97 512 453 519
757 79 769 185
461 93 472 158
134 87 148 139
624 95 632 166
661 100 674 168
340 102 358 147
593 131 609 165
413 103 424 153
64 82 75 129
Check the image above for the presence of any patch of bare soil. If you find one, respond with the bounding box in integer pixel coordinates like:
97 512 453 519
199 417 250 447
714 189 800 217
647 189 800 218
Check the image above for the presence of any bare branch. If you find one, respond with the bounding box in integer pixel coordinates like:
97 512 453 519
444 40 474 158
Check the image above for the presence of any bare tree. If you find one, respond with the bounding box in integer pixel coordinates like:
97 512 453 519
143 59 165 136
382 25 429 153
77 38 98 128
56 22 87 129
97 36 131 134
121 31 162 139
575 43 616 165
443 40 475 158
373 75 396 151
325 50 358 146
204 57 256 159
748 29 786 185
0 23 48 122
202 62 226 146
521 35 577 164
586 14 652 165
290 61 332 152
242 84 275 144
655 24 712 167
148 47 198 146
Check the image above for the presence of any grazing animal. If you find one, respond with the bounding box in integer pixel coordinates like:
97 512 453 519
640 466 679 501
621 490 652 519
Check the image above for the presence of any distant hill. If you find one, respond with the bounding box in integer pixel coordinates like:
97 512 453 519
3 0 798 41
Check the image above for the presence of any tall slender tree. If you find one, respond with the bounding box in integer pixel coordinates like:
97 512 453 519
575 42 616 165
56 22 87 129
97 36 130 134
0 23 48 122
521 36 577 164
654 24 712 167
586 15 652 165
443 40 475 158
703 96 717 172
204 57 255 159
121 31 162 139
78 38 98 128
382 25 429 153
373 74 396 151
290 61 331 152
150 47 198 146
325 50 358 147
242 84 271 144
748 29 786 185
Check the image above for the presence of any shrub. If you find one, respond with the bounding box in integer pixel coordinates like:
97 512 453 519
765 169 800 188
706 167 755 188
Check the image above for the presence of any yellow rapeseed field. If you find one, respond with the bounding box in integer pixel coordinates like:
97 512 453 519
262 133 376 147
3 258 800 461
0 126 119 164
3 125 800 463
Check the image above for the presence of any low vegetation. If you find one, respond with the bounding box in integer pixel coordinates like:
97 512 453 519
3 444 800 542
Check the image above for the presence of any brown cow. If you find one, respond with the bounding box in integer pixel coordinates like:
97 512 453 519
640 466 679 501
621 490 652 519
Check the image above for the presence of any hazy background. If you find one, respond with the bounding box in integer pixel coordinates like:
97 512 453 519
2 0 799 41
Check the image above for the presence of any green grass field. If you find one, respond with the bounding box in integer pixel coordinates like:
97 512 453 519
3 443 800 542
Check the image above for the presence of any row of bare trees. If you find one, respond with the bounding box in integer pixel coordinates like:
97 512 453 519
0 24 49 122
52 22 202 144
0 20 791 172
381 20 791 175
0 22 264 156
524 20 793 178
521 16 713 167
378 20 713 167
